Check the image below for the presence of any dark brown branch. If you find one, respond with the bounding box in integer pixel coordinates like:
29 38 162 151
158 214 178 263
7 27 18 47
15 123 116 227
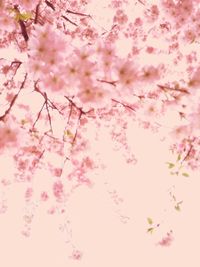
10 60 22 75
67 102 73 124
138 0 145 5
181 144 193 164
19 20 29 42
34 82 63 115
64 96 94 145
66 9 91 17
32 101 46 129
32 85 55 132
0 73 27 122
33 149 45 168
14 5 29 42
111 99 136 112
97 79 117 87
34 3 40 24
44 92 53 133
72 109 82 146
45 0 55 11
64 96 86 114
157 84 190 95
61 15 78 26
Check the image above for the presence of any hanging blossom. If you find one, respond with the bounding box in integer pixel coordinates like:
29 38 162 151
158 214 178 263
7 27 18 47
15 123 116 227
0 121 19 152
157 231 174 247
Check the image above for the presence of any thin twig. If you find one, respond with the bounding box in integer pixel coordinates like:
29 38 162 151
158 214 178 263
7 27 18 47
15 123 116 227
97 79 117 87
157 84 190 95
72 109 82 146
181 145 193 165
44 93 53 133
61 15 78 26
45 0 55 11
34 3 40 24
0 73 27 121
14 5 29 42
32 101 46 129
112 99 136 112
66 9 91 17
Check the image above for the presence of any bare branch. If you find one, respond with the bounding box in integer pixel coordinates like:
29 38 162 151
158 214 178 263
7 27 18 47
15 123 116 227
112 99 136 112
0 73 27 121
34 3 40 24
45 0 55 11
14 5 29 42
66 9 91 17
61 15 78 26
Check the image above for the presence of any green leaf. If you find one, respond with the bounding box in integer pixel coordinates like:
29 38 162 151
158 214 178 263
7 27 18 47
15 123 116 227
182 172 189 177
15 12 32 21
147 227 154 234
166 162 175 169
177 154 181 162
147 217 153 225
175 205 180 211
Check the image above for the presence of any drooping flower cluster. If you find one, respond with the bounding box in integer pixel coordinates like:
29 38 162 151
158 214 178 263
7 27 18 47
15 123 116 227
0 121 18 151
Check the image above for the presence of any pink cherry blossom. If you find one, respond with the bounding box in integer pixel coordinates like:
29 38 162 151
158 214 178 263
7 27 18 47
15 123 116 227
157 231 173 247
115 58 138 93
70 249 82 260
53 180 64 201
0 122 18 151
15 0 39 9
41 191 49 201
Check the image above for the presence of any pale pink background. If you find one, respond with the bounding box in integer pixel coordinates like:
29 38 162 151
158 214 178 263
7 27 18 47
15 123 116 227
0 125 200 266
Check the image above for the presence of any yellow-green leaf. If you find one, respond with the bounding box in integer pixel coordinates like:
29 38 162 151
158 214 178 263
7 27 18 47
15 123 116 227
177 154 181 162
166 162 175 169
175 205 180 211
147 227 154 234
147 217 153 225
15 12 32 21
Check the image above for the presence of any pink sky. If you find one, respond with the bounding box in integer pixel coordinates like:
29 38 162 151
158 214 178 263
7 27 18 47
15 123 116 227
0 124 199 266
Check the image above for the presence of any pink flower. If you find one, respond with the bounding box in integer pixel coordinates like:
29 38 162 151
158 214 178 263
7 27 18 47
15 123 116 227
15 0 39 9
0 12 16 32
74 45 94 62
63 58 80 89
146 46 155 54
113 9 128 25
188 67 200 88
170 125 191 140
82 156 94 169
70 249 82 260
115 59 138 91
41 72 66 92
25 187 33 201
53 168 62 177
77 80 110 109
28 23 67 85
41 191 49 201
78 60 97 83
142 98 164 120
0 123 18 151
157 231 173 247
53 180 64 200
139 65 160 82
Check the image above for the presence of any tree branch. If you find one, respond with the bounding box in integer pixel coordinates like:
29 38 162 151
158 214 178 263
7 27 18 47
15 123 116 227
0 73 27 122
